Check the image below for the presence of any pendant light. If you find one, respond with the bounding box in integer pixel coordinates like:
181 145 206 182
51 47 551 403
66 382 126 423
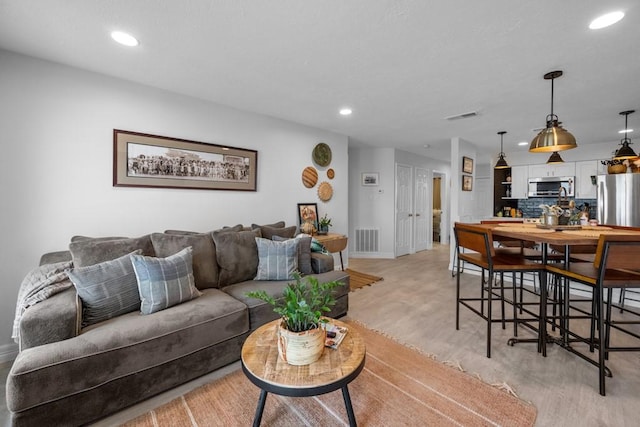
613 110 637 160
494 131 509 169
529 70 577 152
546 151 564 164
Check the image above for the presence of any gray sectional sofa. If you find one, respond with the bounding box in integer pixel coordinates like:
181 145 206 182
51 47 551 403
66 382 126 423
6 222 349 426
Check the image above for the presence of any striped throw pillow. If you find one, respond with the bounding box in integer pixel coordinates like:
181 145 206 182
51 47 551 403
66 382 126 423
68 250 142 328
254 237 299 280
131 246 201 315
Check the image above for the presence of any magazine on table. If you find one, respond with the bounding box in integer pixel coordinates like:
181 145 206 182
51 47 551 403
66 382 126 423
323 322 348 349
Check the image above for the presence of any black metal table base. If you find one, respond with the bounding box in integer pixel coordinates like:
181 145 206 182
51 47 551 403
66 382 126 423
252 386 357 427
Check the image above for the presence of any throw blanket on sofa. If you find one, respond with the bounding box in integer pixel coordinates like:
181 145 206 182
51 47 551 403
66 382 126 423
12 260 73 343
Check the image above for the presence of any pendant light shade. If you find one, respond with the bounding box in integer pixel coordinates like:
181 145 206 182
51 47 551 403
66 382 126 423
529 71 578 153
613 110 637 160
546 151 564 164
494 131 509 169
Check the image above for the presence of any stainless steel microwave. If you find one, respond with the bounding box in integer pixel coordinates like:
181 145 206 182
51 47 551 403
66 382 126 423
527 176 574 198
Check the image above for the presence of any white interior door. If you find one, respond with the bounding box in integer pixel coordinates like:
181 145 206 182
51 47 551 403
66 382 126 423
414 167 430 252
395 164 412 257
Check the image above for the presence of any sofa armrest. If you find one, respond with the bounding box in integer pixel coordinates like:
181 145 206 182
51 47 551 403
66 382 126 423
311 252 334 274
19 287 79 351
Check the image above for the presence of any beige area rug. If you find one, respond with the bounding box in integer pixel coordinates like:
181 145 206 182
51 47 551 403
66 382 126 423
345 268 383 291
123 321 537 427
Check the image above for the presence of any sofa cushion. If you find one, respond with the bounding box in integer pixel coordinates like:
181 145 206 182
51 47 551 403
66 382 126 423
69 235 155 267
212 229 261 287
131 247 202 315
151 232 219 289
67 250 142 328
256 225 297 240
273 235 313 275
254 237 298 280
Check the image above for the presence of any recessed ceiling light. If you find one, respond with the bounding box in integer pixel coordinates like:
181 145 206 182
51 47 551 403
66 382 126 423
619 128 634 134
589 11 624 30
518 141 528 146
339 108 352 116
111 31 139 47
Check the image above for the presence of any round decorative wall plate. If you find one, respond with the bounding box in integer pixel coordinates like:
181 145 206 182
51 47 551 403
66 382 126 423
302 166 318 188
327 168 335 179
312 143 332 167
317 181 333 202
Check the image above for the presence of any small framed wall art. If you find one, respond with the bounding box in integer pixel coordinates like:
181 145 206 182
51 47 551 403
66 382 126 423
462 156 474 174
462 175 473 191
361 172 379 186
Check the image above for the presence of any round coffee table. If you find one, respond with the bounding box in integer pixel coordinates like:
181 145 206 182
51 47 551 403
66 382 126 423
241 318 366 426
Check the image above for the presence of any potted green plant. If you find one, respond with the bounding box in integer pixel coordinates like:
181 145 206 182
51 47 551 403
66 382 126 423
246 273 343 365
317 213 332 235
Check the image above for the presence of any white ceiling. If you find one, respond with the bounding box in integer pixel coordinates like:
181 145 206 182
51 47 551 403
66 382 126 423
1 0 639 163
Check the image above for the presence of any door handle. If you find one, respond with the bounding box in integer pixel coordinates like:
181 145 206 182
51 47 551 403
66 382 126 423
408 214 413 217
416 213 421 217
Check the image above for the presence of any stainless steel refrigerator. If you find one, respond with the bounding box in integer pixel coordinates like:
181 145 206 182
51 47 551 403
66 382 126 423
597 174 640 226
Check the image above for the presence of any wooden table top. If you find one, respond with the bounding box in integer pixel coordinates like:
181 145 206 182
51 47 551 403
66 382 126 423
475 223 640 246
314 233 348 253
241 318 365 391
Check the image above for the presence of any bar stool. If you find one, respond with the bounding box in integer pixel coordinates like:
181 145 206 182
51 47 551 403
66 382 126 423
454 222 546 358
546 234 640 396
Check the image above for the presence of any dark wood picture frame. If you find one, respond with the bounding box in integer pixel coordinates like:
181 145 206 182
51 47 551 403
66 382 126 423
462 175 473 191
113 129 257 191
297 203 318 228
462 156 474 174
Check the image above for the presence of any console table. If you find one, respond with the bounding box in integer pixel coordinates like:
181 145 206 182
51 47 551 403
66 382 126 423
314 233 348 270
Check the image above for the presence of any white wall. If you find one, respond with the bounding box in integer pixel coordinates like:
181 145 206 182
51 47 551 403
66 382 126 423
348 146 451 258
0 50 349 359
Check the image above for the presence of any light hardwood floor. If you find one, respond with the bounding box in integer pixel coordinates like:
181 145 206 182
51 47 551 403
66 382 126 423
3 245 640 426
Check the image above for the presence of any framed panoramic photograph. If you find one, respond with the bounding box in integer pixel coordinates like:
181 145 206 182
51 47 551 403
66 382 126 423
113 129 258 191
297 203 318 228
361 172 379 186
462 156 474 174
462 175 473 191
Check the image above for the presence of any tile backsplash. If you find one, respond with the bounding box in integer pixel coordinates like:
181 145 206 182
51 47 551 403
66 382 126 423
518 198 597 219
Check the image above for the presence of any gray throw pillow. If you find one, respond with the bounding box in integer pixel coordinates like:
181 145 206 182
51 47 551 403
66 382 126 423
251 221 285 230
273 235 313 275
212 229 261 287
254 238 299 280
67 250 142 328
131 247 202 315
151 232 219 289
255 225 297 240
69 235 155 267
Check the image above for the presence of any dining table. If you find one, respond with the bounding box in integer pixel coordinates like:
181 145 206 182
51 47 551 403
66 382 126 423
473 222 640 358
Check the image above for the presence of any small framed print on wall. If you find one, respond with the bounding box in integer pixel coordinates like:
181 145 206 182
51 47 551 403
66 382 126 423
361 172 379 186
462 175 473 191
462 156 474 174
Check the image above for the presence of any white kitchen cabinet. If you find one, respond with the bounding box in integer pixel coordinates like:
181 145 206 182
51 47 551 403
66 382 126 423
528 162 575 178
510 165 528 199
575 160 599 199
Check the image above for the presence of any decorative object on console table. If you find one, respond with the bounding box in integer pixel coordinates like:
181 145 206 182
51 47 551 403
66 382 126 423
361 172 379 186
315 233 348 270
463 156 474 173
244 274 344 365
113 129 257 191
298 203 318 235
317 214 332 235
462 175 473 191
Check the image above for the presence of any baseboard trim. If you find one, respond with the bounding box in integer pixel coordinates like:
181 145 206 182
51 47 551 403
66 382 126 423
0 342 18 364
351 251 395 259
